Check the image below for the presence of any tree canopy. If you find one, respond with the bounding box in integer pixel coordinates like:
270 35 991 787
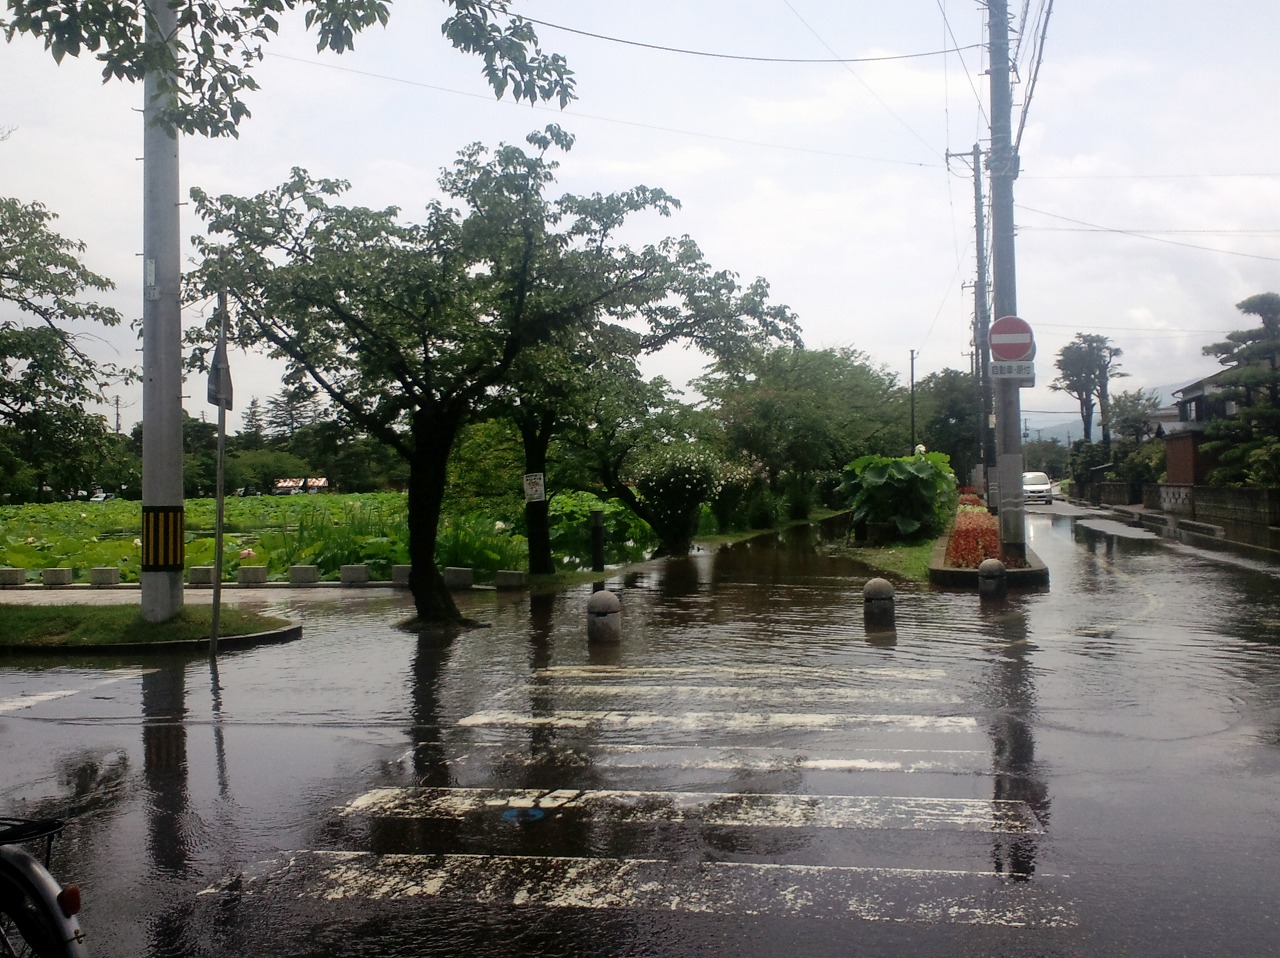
186 129 795 622
1051 333 1125 445
2 0 574 136
1200 292 1280 484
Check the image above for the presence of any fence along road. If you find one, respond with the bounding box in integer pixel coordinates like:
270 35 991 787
200 651 1076 947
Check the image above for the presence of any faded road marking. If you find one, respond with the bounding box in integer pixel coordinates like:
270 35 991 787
344 786 1041 833
0 669 154 715
202 850 1075 927
514 684 964 706
442 743 989 775
458 709 979 733
540 665 948 682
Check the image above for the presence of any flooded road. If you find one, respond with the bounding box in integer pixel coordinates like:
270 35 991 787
2 507 1279 956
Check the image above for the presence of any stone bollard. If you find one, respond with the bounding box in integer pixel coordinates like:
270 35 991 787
41 567 73 588
90 566 120 587
289 564 320 585
237 565 269 586
340 564 370 586
495 570 526 590
863 577 896 632
391 564 412 587
978 558 1007 600
586 589 622 644
0 567 27 587
188 566 216 586
443 567 473 589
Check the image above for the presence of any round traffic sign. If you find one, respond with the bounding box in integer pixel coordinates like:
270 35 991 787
989 315 1035 362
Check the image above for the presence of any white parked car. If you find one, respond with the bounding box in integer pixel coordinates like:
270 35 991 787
1022 471 1053 504
88 492 116 502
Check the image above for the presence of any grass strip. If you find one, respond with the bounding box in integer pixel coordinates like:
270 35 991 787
0 606 292 649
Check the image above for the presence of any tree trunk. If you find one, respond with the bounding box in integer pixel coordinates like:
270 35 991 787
519 416 555 575
406 410 465 624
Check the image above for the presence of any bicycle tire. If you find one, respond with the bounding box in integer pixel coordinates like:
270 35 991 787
0 848 87 958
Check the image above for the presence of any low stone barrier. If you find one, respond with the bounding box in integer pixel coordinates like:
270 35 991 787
392 564 412 587
0 567 26 587
188 566 216 585
237 565 269 585
289 565 320 585
340 564 370 585
90 567 121 587
41 568 73 588
494 570 526 590
443 567 473 589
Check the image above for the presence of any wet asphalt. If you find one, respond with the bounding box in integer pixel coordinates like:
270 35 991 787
2 503 1279 957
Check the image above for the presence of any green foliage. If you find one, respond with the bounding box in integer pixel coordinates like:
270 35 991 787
5 1 573 138
1067 440 1112 487
634 445 718 554
840 451 957 539
540 491 655 568
435 514 527 576
1245 438 1280 487
709 462 761 533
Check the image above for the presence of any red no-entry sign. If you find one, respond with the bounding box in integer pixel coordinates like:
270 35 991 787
989 315 1035 362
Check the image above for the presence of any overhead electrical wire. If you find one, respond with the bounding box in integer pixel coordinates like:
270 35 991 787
520 12 982 64
1017 203 1280 262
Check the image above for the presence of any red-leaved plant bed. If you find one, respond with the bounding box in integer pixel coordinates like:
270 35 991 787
945 506 1028 569
945 508 1003 568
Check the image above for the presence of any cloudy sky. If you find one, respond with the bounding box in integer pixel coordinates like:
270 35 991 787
3 0 1278 438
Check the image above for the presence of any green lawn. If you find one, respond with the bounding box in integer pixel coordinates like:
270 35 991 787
0 605 292 649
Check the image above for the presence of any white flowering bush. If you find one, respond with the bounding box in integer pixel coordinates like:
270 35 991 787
709 461 760 533
634 445 719 555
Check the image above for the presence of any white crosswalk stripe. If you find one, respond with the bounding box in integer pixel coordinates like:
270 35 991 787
207 660 1070 928
204 850 1075 927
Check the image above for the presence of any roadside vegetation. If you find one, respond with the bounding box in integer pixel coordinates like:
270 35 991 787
0 605 291 650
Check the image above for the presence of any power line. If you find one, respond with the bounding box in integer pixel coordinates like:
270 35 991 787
1016 203 1280 262
262 52 939 168
521 12 982 64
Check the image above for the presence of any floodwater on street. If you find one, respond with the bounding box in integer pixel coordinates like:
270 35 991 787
2 505 1280 957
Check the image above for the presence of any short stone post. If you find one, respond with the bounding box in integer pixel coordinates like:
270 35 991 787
863 577 896 632
188 566 216 586
90 566 121 587
391 564 412 588
586 589 622 644
237 565 269 586
289 565 320 585
0 568 27 587
978 558 1007 600
41 567 73 588
340 564 370 585
495 570 526 590
443 567 473 589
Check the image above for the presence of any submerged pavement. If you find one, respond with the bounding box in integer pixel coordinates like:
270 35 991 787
2 507 1280 956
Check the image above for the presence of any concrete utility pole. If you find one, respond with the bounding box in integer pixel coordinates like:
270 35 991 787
987 0 1027 563
140 0 186 621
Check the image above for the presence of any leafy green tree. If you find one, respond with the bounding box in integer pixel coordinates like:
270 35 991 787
2 0 574 137
1022 438 1068 479
633 444 718 556
227 447 312 495
1200 293 1280 484
0 197 127 428
1110 388 1163 444
234 396 267 452
263 386 323 443
187 130 757 623
697 346 905 511
915 368 980 483
1053 333 1127 447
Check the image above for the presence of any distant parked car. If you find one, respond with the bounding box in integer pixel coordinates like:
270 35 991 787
1022 471 1053 504
88 492 116 503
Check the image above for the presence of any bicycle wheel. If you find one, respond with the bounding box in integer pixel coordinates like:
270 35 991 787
0 851 83 958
